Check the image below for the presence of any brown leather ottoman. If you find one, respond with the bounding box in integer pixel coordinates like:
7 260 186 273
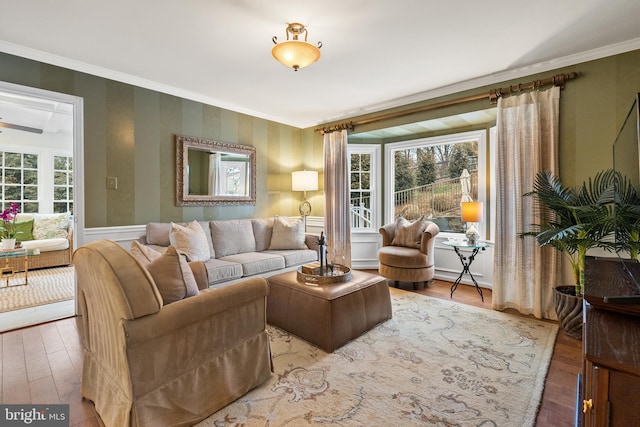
267 270 392 352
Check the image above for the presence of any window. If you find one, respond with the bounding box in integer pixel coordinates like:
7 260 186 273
53 155 73 214
348 144 381 231
0 151 39 213
0 150 74 214
385 130 487 234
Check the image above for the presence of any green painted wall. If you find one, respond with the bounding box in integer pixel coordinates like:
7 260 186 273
0 52 320 227
337 49 640 189
1 49 639 228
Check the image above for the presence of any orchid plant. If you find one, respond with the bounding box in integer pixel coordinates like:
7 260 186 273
0 203 22 240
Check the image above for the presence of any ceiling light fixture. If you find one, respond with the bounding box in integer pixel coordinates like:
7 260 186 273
272 23 322 71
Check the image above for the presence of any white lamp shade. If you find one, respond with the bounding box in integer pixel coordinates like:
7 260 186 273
461 201 483 223
292 170 318 191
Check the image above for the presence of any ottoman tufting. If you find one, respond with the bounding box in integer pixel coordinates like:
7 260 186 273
266 269 392 352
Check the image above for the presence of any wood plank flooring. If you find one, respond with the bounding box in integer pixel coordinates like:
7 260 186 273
0 277 581 427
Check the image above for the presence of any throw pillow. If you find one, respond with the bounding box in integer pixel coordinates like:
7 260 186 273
146 246 199 305
391 215 427 248
32 213 70 240
252 217 274 252
13 219 34 242
130 240 161 267
268 216 307 250
210 219 257 257
169 221 210 262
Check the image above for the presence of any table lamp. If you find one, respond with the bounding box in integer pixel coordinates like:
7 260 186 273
292 170 318 216
461 201 483 245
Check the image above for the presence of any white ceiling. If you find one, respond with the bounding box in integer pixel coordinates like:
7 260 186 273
1 0 640 129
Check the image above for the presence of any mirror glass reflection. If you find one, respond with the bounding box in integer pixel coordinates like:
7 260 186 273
176 135 256 206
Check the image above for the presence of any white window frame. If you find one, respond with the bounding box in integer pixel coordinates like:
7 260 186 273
52 154 74 214
384 130 488 238
0 144 73 214
348 144 381 232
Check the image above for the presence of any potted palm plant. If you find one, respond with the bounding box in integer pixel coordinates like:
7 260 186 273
611 173 640 260
521 169 615 339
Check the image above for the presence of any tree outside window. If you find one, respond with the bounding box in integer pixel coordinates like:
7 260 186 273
391 138 479 232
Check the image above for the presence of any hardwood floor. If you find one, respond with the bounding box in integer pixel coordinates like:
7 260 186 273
0 277 581 427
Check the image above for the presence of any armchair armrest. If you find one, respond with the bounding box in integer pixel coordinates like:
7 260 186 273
125 277 268 345
122 276 270 399
419 221 440 257
188 261 209 290
379 223 396 247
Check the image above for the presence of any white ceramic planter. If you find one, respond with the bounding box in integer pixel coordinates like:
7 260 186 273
1 238 16 250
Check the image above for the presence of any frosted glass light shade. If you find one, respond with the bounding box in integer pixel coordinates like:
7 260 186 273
292 170 318 191
272 41 321 71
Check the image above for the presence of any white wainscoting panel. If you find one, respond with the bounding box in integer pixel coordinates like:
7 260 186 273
351 231 382 269
83 225 147 249
433 235 494 289
81 220 495 290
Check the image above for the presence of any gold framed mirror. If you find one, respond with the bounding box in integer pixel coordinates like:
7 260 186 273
176 135 256 206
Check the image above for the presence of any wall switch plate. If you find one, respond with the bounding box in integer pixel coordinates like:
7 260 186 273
106 176 118 190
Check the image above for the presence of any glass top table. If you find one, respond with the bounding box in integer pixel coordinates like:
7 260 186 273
0 248 40 287
442 240 488 301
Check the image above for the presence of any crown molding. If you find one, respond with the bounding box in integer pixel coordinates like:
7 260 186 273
0 41 297 128
2 38 640 130
317 37 640 127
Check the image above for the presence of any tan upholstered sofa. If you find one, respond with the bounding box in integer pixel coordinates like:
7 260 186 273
139 216 319 288
3 212 73 271
74 239 272 427
378 217 440 289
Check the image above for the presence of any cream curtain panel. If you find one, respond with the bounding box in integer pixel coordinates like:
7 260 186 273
323 129 352 268
492 86 562 320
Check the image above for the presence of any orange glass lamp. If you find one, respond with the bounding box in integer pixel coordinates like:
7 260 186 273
272 23 322 71
292 170 318 216
461 201 483 245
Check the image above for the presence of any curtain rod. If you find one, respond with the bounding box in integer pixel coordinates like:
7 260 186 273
316 71 581 134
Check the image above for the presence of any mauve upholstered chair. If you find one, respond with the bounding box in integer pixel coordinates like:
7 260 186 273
73 239 271 427
378 219 439 290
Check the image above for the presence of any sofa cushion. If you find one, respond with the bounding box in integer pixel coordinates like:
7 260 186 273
21 238 69 252
219 252 285 277
130 240 161 266
202 258 244 285
378 245 430 268
210 219 256 257
263 249 317 267
169 221 210 262
196 220 216 258
32 212 70 239
13 219 34 242
268 216 306 250
252 217 274 251
146 221 215 258
391 215 427 248
146 246 199 305
146 222 172 246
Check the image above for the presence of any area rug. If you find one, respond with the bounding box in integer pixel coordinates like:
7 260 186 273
197 287 558 427
0 266 74 312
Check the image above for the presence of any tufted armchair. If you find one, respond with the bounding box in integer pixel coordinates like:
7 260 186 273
378 217 439 290
73 239 272 427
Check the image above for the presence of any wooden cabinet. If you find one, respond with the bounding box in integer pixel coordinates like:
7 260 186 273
582 257 640 426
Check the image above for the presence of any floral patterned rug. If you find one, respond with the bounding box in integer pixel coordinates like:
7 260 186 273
197 287 558 427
